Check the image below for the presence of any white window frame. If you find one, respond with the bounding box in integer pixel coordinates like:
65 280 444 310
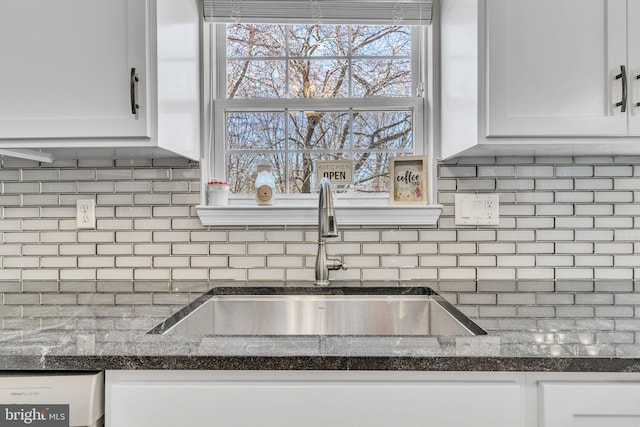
197 22 441 226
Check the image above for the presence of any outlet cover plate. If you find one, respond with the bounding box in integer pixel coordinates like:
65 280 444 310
454 193 499 226
76 199 96 229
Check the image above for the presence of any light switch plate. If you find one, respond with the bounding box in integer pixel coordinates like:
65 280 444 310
454 193 499 226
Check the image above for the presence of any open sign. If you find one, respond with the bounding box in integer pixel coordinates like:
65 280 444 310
315 160 354 184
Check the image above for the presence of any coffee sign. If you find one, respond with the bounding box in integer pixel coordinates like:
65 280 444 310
389 155 428 205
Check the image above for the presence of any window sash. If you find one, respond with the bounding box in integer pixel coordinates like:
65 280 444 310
213 99 425 194
210 23 426 195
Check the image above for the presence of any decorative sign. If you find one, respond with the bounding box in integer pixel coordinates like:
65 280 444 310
315 160 354 184
389 155 428 205
0 405 69 426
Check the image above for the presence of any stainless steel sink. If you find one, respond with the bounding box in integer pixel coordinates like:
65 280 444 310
148 286 487 337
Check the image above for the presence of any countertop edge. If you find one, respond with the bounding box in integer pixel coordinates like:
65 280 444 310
4 356 640 373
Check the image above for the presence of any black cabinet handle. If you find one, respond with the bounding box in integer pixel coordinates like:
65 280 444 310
615 65 627 112
636 74 640 108
130 67 140 115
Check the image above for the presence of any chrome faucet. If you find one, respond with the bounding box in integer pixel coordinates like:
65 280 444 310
315 177 346 286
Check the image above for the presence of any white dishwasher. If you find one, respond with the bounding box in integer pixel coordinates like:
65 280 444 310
0 372 104 427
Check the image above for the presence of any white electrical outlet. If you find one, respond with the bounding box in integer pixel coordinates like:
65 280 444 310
76 199 96 229
454 193 499 226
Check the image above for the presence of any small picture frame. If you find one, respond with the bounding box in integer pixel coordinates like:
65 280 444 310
389 155 428 205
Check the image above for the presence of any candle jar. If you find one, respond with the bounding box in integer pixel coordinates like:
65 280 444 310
207 180 229 206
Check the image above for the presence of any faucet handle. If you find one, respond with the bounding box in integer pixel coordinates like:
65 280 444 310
328 257 347 271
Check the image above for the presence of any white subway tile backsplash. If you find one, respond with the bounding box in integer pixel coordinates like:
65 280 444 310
555 268 594 280
477 268 516 280
115 181 152 193
210 268 246 281
152 206 191 217
155 256 192 267
247 269 285 281
536 230 574 241
96 269 134 281
98 194 133 205
59 269 97 281
516 268 554 280
575 178 613 190
285 268 315 281
555 191 595 203
229 256 265 268
228 231 265 242
22 269 59 281
535 179 574 190
361 268 399 281
362 243 399 255
574 204 613 216
22 245 58 256
515 191 555 203
478 242 516 254
555 242 592 254
477 165 515 177
247 243 285 255
516 217 554 229
574 255 613 267
458 230 497 241
497 179 534 190
285 243 316 256
496 255 535 267
4 257 39 268
77 181 114 193
556 165 593 177
40 257 77 268
342 230 380 242
420 230 457 242
381 256 419 268
439 268 476 280
343 256 380 268
2 155 640 335
439 243 477 254
556 217 594 229
439 166 477 178
267 256 304 268
152 231 189 243
399 269 437 280
171 268 209 281
457 179 496 191
614 230 640 241
595 165 633 176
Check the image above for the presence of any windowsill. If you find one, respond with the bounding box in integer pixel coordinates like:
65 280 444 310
196 195 442 227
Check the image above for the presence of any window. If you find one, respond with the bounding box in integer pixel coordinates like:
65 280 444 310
198 0 441 226
212 23 425 196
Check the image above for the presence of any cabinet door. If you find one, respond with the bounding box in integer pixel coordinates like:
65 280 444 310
539 381 640 426
628 0 640 135
107 371 524 427
0 0 149 139
486 0 628 136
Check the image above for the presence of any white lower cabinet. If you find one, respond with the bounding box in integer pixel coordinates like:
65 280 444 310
536 374 640 427
105 371 524 427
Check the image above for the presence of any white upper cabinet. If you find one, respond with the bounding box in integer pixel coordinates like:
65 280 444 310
440 0 640 159
0 0 200 160
628 1 640 135
487 0 627 137
0 0 148 139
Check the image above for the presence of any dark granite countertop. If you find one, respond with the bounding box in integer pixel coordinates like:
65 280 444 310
2 281 640 372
